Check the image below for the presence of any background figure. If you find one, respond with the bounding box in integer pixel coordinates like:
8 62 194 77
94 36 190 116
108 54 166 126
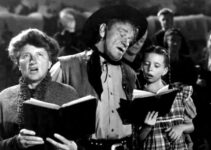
123 30 149 71
51 5 148 150
163 28 197 86
0 28 78 150
0 23 13 91
138 45 196 150
14 0 38 15
0 22 21 92
54 7 87 56
197 30 211 93
41 0 62 37
193 31 211 150
123 30 152 88
151 8 174 47
42 14 59 37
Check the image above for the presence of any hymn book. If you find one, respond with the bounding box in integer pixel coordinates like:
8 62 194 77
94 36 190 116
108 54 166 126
23 95 97 139
118 85 179 125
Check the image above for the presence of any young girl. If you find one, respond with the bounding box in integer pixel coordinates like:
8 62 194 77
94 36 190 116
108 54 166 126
138 45 197 150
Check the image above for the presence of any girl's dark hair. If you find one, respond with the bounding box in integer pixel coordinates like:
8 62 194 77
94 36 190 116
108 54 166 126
8 28 59 64
143 45 170 67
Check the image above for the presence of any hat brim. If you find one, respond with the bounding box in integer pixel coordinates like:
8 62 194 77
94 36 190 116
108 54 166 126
82 5 148 47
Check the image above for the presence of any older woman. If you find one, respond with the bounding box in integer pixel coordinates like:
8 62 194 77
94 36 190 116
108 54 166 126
0 28 78 150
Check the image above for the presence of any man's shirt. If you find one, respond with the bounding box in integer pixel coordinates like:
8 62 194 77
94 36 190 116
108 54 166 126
93 57 132 139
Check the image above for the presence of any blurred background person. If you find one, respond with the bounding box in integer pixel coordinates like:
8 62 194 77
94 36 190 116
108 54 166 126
14 0 38 15
197 30 211 92
0 22 13 91
123 30 152 89
54 7 87 56
151 8 174 47
41 0 61 37
123 30 149 71
0 22 20 92
193 30 211 150
163 28 197 86
163 28 206 150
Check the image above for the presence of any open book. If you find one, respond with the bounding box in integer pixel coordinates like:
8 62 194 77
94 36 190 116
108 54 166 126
23 95 97 139
118 85 179 125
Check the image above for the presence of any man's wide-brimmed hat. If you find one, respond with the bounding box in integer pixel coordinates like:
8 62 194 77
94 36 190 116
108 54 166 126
81 5 148 47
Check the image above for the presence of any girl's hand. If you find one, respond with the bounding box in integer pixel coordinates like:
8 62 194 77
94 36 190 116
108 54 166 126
165 125 183 142
144 111 158 126
46 133 77 150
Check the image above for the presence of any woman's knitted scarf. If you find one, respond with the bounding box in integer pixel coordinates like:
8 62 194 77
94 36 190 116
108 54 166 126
17 72 51 129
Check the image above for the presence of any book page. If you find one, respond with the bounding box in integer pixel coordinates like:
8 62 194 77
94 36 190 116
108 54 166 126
156 85 170 93
133 85 173 99
24 98 60 110
133 89 154 99
61 95 96 107
156 85 179 96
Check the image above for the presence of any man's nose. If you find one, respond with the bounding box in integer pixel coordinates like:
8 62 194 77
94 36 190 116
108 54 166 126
121 38 130 48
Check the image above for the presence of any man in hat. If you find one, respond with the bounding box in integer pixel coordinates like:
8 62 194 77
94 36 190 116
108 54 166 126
50 5 147 150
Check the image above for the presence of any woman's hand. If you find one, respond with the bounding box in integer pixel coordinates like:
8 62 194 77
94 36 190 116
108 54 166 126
17 129 44 149
144 111 158 126
46 133 77 150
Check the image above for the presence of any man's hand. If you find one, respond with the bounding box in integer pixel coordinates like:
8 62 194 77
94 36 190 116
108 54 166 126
46 133 77 150
17 129 44 149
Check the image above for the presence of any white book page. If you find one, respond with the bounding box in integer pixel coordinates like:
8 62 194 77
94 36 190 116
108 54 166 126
61 95 95 107
133 89 154 99
132 85 171 99
25 98 60 110
156 85 170 93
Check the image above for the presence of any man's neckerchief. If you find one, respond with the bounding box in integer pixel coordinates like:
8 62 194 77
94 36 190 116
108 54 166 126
17 72 51 129
87 46 121 98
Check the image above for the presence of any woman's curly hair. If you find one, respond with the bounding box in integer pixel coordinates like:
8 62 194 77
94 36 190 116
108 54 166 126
7 28 59 65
